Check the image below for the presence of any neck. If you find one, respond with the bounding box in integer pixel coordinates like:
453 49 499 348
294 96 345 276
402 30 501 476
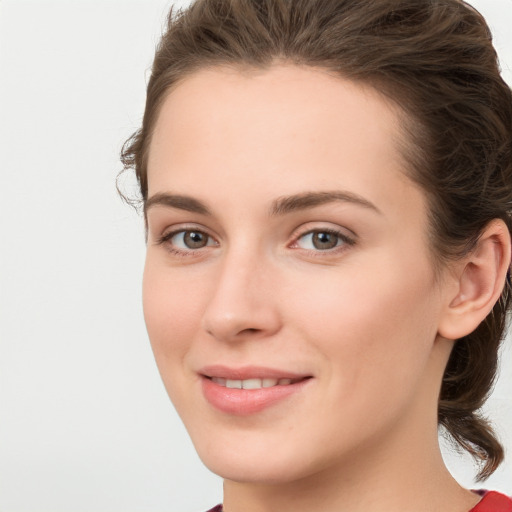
222 430 478 512
222 338 480 512
222 366 480 512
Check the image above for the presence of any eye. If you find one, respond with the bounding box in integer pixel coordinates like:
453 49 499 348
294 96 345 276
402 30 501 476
158 229 217 252
174 230 210 249
295 229 351 251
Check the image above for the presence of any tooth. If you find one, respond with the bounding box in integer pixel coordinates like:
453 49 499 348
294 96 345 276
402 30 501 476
226 379 242 389
242 378 262 389
212 377 297 389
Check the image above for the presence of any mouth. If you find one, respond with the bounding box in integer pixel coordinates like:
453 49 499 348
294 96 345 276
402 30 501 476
199 366 313 415
208 376 306 389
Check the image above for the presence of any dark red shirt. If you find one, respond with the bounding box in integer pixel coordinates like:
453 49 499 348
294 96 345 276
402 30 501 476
206 490 512 512
470 491 512 512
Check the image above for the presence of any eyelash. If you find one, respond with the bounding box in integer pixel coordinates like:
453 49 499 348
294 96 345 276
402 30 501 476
156 227 217 257
291 228 356 256
155 226 356 257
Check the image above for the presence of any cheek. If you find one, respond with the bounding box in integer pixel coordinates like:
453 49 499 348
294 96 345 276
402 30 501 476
288 250 441 402
142 258 205 360
142 258 213 418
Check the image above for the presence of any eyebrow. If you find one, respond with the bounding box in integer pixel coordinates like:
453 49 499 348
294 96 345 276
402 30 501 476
270 190 381 216
145 193 211 216
144 190 381 217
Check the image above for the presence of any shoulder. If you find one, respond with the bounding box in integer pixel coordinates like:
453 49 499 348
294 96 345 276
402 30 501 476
470 491 512 512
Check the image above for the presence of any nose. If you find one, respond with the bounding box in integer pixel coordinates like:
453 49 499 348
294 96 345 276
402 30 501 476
201 249 282 343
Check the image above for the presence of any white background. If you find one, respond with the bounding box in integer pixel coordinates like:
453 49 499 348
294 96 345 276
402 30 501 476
0 1 511 511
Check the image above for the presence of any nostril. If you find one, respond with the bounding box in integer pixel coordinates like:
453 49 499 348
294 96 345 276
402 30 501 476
242 328 260 334
202 299 281 342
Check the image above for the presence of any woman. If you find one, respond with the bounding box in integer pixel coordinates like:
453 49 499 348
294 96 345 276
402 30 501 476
121 0 512 510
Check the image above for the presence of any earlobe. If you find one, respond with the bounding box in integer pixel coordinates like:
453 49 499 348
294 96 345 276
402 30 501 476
438 219 511 341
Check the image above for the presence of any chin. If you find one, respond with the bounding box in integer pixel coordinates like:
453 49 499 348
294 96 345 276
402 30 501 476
188 427 333 484
201 454 308 484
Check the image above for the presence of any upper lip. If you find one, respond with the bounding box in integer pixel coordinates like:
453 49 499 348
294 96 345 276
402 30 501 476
199 365 312 380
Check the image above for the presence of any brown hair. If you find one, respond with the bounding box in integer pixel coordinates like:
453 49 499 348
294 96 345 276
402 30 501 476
121 0 512 480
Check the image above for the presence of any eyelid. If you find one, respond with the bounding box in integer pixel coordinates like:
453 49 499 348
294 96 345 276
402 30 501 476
155 224 219 254
156 223 214 241
153 222 356 257
288 224 357 252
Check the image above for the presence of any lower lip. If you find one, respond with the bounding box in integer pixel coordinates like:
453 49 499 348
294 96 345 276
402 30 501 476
201 377 310 415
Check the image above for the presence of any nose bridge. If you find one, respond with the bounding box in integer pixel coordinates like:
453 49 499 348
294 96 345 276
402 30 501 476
201 241 280 341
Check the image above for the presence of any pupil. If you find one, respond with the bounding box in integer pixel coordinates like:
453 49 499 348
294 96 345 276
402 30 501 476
313 232 337 250
185 231 207 248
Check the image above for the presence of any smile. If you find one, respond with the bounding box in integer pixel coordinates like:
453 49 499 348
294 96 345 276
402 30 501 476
210 377 303 389
200 368 312 415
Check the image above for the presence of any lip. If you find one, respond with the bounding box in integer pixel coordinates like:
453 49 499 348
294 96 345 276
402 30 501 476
199 365 312 416
200 365 310 380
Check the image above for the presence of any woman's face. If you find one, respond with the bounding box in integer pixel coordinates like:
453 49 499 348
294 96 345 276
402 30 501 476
143 65 454 483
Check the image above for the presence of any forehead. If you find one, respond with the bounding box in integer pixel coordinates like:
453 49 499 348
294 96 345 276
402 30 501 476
147 65 423 221
148 64 405 177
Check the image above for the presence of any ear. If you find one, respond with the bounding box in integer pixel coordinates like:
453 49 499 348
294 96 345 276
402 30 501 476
438 219 511 341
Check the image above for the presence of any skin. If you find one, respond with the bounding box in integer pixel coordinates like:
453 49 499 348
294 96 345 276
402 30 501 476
143 65 508 512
